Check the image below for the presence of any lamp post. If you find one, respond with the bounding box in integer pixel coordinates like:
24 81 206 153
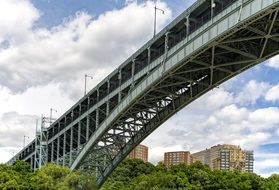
50 108 57 124
84 74 93 95
23 135 29 148
154 5 165 37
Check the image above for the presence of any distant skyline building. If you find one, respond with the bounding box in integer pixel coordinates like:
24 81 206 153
164 151 195 167
128 144 148 162
192 144 254 172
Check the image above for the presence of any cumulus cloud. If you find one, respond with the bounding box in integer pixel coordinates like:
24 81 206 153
0 1 172 97
0 0 40 44
0 146 20 163
248 107 279 132
235 80 270 105
266 55 279 69
265 84 279 102
255 157 279 170
182 87 234 114
0 112 37 148
0 111 38 163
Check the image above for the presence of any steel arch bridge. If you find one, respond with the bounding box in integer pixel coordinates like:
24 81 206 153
8 0 279 187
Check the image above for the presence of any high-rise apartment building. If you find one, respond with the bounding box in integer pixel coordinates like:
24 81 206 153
192 144 254 172
128 144 148 162
164 151 195 167
245 150 254 172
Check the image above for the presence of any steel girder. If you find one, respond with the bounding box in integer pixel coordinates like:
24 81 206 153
72 2 279 187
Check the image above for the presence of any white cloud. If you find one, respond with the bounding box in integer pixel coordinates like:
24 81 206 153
214 104 248 123
266 55 279 69
248 107 279 132
265 84 279 102
230 132 271 149
235 80 270 105
253 152 279 177
255 158 279 171
0 146 20 164
0 0 39 43
185 87 234 113
0 112 37 148
0 84 74 116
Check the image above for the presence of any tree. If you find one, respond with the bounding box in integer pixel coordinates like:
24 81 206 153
262 174 279 190
0 161 34 190
31 163 97 190
0 161 97 190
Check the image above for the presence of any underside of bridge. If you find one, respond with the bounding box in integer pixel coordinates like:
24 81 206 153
75 3 279 187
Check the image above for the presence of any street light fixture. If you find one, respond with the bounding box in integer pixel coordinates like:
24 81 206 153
23 135 29 148
84 74 93 95
154 5 165 37
50 108 57 124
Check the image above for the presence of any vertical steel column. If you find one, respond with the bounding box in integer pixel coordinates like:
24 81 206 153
211 0 215 20
56 137 60 164
86 115 90 141
86 96 90 141
106 82 110 116
96 89 100 128
78 121 81 149
30 156 33 170
132 59 135 87
185 16 190 37
32 155 35 170
79 104 81 118
63 133 66 166
165 32 169 52
161 32 169 73
51 141 54 162
147 47 151 71
70 127 73 165
118 70 122 102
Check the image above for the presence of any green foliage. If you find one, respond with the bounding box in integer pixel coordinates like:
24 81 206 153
1 159 279 190
262 174 279 190
0 161 33 190
102 158 156 190
0 161 97 190
101 159 279 190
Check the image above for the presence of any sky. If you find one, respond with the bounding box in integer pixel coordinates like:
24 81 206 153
0 0 279 177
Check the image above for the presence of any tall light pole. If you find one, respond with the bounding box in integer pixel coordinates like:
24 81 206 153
50 108 57 124
23 135 29 148
154 5 165 37
84 74 93 95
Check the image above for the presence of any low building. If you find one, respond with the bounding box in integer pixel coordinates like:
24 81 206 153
192 144 254 172
128 144 148 162
164 151 195 167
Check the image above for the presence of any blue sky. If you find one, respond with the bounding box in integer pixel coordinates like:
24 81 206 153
0 0 278 177
31 0 191 28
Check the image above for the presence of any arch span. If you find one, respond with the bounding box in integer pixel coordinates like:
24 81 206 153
72 0 279 186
